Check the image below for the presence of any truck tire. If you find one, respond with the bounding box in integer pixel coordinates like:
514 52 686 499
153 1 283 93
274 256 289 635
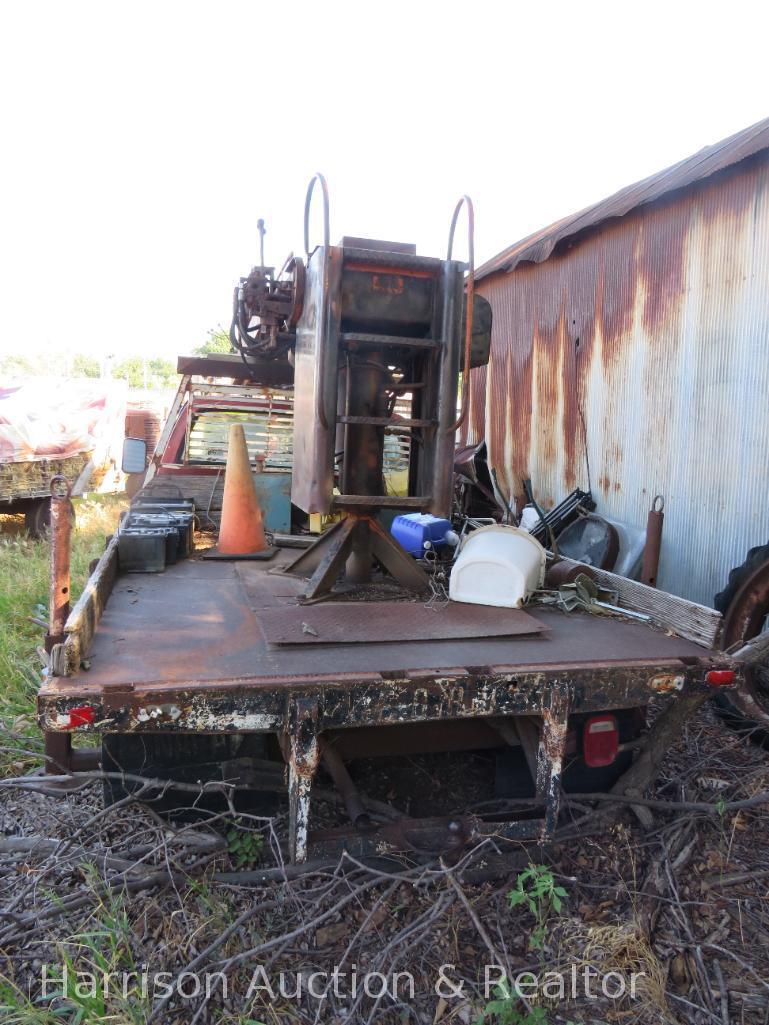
101 733 280 817
24 499 51 539
24 497 76 539
713 543 769 746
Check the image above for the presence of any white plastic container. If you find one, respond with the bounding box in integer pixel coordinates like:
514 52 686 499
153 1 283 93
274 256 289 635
519 505 541 533
449 525 547 608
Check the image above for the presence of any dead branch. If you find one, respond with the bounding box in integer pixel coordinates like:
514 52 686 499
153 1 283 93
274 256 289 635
703 944 769 994
442 861 505 968
703 867 769 889
565 789 769 815
711 958 729 1025
611 690 710 800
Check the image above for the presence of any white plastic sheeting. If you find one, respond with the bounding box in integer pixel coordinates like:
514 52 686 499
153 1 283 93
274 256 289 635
0 378 127 465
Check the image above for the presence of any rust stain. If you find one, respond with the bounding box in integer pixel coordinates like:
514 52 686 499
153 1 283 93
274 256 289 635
650 673 685 693
533 322 559 475
598 227 637 355
638 200 688 336
470 154 765 527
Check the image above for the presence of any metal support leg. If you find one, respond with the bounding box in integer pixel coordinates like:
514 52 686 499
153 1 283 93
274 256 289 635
282 512 429 599
44 481 74 777
513 716 541 795
536 682 571 836
286 697 320 863
44 731 72 774
282 516 357 600
346 521 374 585
282 516 351 577
368 516 430 592
44 733 99 776
46 476 73 651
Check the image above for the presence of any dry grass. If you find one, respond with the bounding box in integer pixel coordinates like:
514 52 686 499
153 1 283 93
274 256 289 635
567 919 671 1021
0 455 90 504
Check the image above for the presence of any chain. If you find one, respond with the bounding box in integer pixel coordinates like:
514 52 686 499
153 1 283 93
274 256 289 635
423 548 450 610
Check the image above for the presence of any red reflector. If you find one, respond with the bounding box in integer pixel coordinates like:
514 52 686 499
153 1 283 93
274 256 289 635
706 670 735 687
583 715 619 768
68 705 96 727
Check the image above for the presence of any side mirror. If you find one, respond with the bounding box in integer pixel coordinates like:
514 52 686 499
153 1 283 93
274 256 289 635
122 437 148 474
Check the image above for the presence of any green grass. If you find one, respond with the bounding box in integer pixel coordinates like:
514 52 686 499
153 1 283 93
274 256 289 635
0 496 125 775
0 865 151 1024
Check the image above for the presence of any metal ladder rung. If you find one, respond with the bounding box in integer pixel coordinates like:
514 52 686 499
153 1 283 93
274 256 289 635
340 333 438 350
338 416 436 428
332 495 430 508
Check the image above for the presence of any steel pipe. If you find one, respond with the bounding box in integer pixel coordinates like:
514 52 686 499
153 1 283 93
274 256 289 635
321 742 372 829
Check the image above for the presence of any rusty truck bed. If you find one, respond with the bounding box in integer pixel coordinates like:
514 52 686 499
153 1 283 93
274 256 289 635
38 547 731 862
41 551 705 692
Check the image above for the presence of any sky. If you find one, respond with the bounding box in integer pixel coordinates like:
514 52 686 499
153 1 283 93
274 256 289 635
0 0 767 365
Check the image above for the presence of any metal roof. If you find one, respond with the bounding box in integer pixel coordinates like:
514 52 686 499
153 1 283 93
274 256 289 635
477 115 769 280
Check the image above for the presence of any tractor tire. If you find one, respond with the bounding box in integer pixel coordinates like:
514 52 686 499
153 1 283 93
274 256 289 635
713 543 769 746
101 732 282 819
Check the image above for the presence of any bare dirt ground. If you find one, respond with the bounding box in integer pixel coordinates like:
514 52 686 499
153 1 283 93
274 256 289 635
1 703 768 1025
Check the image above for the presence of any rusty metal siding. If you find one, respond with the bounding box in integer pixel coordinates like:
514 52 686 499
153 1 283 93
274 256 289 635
469 154 769 607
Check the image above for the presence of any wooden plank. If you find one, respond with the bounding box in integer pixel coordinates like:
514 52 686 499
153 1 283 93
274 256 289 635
560 558 722 648
332 495 429 508
193 383 293 399
59 532 120 674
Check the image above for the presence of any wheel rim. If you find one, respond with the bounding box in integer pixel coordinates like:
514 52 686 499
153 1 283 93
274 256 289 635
721 558 769 723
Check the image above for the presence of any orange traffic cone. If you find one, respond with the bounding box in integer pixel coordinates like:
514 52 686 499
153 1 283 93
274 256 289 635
205 424 276 560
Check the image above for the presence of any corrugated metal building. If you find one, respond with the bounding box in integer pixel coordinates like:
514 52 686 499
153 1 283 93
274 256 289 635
468 117 769 607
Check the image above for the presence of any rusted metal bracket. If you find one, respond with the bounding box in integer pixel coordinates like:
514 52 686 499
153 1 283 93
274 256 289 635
43 732 100 776
44 731 72 774
285 696 321 863
44 476 74 774
45 475 73 652
537 681 571 836
281 512 429 601
282 515 357 599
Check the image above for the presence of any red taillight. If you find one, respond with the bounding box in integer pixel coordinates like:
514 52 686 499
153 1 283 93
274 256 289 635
583 715 619 768
706 670 736 687
67 705 96 727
